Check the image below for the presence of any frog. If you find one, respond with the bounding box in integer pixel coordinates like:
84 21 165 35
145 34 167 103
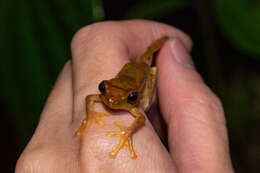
75 36 169 159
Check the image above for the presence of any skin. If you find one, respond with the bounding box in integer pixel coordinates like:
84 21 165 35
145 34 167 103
74 36 169 159
15 20 234 173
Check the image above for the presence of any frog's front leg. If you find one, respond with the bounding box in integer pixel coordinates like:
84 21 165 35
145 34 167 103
74 94 108 139
106 107 145 159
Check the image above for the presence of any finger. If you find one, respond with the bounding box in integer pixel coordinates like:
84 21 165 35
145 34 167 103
70 20 192 119
32 61 73 141
70 21 183 172
16 61 79 173
119 20 193 57
157 38 233 172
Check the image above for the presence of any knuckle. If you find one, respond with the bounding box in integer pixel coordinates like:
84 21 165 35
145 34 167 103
70 21 124 57
70 24 92 51
195 94 223 117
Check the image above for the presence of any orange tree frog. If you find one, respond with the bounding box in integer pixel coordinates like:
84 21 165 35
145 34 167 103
75 36 169 159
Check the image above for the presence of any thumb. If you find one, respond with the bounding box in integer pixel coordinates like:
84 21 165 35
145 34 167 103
157 38 233 172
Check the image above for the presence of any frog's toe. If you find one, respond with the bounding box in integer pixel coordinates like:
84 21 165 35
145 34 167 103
97 112 109 117
130 152 137 159
109 150 118 158
126 136 137 159
94 117 105 127
90 111 109 127
74 118 91 140
106 122 137 159
106 131 120 137
74 118 87 136
74 111 108 139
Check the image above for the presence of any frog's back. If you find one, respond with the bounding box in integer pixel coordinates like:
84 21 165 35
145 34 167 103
112 62 150 91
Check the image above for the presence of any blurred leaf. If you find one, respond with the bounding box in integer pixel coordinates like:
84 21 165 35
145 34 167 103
125 0 190 19
214 0 260 58
0 0 103 146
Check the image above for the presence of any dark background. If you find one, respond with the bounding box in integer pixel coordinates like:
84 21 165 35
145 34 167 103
1 0 260 172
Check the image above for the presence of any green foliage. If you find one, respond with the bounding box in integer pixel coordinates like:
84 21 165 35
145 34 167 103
214 0 260 58
126 0 260 58
125 0 190 19
0 0 103 146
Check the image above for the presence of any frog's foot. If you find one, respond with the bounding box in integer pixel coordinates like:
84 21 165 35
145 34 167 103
106 122 137 159
74 111 109 139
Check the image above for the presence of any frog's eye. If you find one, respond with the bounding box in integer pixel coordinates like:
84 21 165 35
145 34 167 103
98 81 106 94
127 92 138 103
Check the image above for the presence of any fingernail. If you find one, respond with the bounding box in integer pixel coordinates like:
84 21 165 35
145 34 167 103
170 38 195 69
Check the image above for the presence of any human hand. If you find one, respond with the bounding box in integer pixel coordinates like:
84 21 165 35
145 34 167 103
16 20 234 173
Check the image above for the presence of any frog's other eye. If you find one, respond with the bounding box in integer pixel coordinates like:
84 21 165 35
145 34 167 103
98 81 106 94
127 92 138 103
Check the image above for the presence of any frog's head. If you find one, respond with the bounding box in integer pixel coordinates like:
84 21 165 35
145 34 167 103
98 80 139 110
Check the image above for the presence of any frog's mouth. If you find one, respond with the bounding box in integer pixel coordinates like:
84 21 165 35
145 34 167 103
100 94 129 110
100 94 116 108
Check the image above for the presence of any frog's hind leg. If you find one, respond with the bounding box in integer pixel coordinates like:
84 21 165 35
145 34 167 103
136 36 169 65
106 108 145 159
106 122 137 159
140 66 157 111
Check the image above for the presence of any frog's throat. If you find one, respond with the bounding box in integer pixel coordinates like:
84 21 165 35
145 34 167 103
100 94 134 111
